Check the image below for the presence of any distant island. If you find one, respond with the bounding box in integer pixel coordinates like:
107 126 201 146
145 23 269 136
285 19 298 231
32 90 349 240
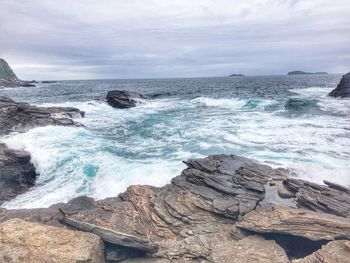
287 71 328 75
229 74 245 77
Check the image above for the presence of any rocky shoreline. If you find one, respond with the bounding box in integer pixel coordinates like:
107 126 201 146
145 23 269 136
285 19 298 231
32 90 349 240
0 79 349 261
1 153 349 262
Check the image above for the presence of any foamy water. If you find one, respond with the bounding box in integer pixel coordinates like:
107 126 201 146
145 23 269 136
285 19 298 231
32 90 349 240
0 76 349 208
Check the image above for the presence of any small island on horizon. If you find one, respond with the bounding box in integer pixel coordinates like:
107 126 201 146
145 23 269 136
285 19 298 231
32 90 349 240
287 70 328 75
229 73 245 77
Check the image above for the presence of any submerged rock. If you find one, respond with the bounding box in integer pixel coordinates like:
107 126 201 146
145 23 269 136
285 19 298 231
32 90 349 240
0 96 84 136
329 72 350 98
0 143 36 205
0 218 104 263
106 90 150 109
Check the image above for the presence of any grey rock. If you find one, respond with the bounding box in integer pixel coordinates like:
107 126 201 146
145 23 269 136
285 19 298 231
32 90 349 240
0 143 36 205
329 72 350 98
283 178 350 217
106 90 150 109
0 96 84 136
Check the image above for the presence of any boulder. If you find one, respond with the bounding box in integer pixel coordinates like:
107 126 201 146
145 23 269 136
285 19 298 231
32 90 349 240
292 240 350 263
0 218 104 263
106 90 150 109
236 207 350 241
0 143 36 205
329 72 350 98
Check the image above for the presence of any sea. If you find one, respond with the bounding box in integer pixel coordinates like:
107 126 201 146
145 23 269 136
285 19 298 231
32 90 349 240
0 74 349 209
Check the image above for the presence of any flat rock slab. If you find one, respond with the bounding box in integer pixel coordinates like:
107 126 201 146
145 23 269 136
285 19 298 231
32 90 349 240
106 90 150 109
292 240 350 263
0 218 104 263
211 235 289 263
236 207 350 241
329 72 350 98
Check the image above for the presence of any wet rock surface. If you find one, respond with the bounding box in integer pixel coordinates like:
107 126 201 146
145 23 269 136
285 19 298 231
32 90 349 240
0 96 85 205
0 143 36 205
106 90 150 108
0 96 84 136
0 154 349 262
0 218 104 263
329 72 350 98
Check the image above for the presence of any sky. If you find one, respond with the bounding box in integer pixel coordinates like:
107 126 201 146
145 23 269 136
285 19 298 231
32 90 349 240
0 0 349 80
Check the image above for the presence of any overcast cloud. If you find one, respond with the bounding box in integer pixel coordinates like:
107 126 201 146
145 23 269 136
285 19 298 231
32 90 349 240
0 0 349 80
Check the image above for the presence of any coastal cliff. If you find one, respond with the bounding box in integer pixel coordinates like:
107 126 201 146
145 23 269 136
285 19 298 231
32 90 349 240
0 58 35 88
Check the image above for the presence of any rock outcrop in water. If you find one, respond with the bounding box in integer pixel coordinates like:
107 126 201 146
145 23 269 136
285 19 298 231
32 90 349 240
329 72 350 98
0 58 36 88
106 90 150 108
0 96 84 136
1 154 349 262
0 96 85 205
0 143 36 205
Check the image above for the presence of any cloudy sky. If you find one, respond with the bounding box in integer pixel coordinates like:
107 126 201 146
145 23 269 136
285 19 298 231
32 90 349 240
1 0 349 80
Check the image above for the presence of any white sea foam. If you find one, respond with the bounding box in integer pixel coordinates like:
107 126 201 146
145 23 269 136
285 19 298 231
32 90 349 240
2 89 350 208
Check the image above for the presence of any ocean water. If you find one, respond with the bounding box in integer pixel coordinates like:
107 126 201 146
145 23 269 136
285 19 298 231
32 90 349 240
1 75 349 209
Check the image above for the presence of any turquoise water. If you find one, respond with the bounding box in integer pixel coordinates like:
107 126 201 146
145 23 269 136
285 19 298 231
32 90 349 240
0 75 349 208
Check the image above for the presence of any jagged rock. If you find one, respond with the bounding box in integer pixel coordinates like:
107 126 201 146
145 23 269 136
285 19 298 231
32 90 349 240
0 96 84 136
329 72 350 98
211 235 289 263
236 207 350 241
283 178 350 217
106 90 150 109
0 144 36 205
0 196 99 227
60 155 287 261
292 240 350 263
0 218 104 263
0 96 85 204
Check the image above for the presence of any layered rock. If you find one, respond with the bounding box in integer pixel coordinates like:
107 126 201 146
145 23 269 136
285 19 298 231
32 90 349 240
106 90 150 109
292 240 350 263
59 155 288 261
329 72 350 98
0 154 349 262
0 218 104 263
0 96 84 136
283 178 350 217
236 207 350 241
